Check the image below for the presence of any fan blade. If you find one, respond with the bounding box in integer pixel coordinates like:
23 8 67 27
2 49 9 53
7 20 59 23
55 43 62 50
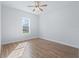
39 7 43 11
28 6 35 7
33 8 35 12
40 4 47 7
28 5 39 8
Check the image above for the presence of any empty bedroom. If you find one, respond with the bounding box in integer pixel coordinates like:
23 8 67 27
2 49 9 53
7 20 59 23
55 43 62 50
0 0 79 58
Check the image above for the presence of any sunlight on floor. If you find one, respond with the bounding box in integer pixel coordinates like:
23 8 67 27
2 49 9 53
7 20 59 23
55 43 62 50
7 42 32 58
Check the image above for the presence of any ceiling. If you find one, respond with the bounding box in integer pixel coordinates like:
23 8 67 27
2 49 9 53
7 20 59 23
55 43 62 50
2 1 79 15
2 1 48 15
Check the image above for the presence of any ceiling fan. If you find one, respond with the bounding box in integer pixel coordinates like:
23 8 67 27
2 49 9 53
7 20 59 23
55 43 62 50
28 1 47 12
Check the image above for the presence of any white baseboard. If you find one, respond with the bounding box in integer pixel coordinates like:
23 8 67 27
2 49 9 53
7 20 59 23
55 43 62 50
40 36 79 49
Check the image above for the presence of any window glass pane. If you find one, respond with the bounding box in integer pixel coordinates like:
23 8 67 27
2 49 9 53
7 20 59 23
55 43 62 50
22 17 30 34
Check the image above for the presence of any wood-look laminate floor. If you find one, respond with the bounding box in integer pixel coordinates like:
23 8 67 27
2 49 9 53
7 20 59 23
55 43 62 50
1 38 79 58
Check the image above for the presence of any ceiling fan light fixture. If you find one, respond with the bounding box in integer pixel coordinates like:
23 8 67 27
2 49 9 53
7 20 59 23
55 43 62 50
28 1 47 14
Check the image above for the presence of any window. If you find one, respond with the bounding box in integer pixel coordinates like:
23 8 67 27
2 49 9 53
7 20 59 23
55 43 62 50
22 17 30 34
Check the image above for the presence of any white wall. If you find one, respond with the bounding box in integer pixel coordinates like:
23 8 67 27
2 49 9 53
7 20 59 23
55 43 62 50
39 2 79 48
0 2 1 54
2 5 38 44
